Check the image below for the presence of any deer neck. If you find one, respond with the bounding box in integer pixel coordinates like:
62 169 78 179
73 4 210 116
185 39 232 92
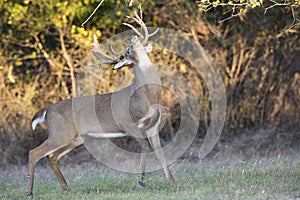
134 61 161 88
129 44 159 85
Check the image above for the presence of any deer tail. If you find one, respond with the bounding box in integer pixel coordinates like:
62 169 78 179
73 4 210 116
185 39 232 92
31 107 47 130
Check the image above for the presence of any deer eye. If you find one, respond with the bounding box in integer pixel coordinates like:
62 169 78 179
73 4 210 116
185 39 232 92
126 45 132 56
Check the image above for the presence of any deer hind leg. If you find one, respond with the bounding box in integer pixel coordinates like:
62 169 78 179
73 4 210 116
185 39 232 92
27 140 68 197
47 142 79 191
136 137 149 186
48 137 83 191
148 132 176 185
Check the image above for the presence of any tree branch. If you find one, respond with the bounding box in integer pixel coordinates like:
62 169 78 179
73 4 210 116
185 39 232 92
59 29 77 97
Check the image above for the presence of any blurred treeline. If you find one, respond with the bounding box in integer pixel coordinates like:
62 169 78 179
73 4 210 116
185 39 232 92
0 0 299 166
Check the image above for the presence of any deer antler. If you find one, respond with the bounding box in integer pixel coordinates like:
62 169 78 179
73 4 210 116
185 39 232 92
110 45 123 57
91 34 123 66
123 8 159 45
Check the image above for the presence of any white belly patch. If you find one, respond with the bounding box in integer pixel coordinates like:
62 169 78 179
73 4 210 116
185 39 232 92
85 132 128 138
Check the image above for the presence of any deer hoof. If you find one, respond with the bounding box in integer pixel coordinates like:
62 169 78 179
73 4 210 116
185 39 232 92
26 190 33 198
138 180 145 187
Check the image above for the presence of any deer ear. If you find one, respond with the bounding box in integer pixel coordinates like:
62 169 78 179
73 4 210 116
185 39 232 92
145 44 153 53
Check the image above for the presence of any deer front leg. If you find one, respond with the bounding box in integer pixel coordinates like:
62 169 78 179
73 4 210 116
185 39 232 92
149 133 176 185
136 137 149 186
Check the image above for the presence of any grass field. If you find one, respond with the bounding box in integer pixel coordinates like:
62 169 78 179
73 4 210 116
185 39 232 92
1 154 299 200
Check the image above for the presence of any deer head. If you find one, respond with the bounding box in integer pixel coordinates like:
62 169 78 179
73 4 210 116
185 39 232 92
91 10 159 70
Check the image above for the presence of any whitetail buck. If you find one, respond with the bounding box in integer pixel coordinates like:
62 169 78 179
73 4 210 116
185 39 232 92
26 12 175 197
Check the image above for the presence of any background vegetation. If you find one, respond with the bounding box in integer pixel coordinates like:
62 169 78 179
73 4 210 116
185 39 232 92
0 0 299 167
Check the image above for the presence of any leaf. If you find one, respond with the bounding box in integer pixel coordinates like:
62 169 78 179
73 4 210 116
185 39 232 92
15 61 23 67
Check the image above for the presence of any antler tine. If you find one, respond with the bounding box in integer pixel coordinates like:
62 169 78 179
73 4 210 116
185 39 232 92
132 10 149 45
148 28 159 37
92 34 100 48
91 34 119 65
124 8 159 45
123 22 142 37
130 12 144 28
110 45 123 56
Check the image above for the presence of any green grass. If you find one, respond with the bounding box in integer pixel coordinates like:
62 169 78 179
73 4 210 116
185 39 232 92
0 155 299 200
